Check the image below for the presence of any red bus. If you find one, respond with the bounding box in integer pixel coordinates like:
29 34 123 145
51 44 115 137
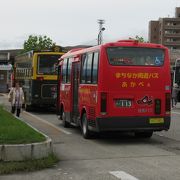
57 40 171 139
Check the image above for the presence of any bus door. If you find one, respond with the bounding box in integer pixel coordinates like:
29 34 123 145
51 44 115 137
72 62 80 120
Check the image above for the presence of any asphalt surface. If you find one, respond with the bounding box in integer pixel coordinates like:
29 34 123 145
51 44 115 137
1 94 180 180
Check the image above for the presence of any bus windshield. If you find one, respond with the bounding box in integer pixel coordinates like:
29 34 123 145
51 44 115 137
37 55 60 75
107 47 164 66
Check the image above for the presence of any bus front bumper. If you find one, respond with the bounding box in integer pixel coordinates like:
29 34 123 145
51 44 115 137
88 116 171 132
31 99 56 107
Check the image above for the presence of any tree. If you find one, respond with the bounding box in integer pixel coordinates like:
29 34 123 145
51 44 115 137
134 35 145 42
129 36 148 43
23 35 55 52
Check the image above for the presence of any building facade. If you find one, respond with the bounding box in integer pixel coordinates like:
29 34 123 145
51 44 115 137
0 52 12 92
149 7 180 50
0 49 23 93
149 7 180 65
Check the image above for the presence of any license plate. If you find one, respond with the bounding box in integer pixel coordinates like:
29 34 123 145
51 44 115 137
115 99 132 107
149 118 164 124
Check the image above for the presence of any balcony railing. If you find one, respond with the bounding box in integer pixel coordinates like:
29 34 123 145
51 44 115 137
164 33 180 37
164 25 180 30
164 41 180 45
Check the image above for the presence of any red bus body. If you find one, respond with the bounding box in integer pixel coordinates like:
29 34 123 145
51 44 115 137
57 40 171 138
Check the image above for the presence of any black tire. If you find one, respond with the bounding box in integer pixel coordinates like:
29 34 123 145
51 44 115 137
135 131 153 138
82 113 92 139
62 110 70 128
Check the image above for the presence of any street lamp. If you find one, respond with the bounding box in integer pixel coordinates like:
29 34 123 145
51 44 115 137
98 27 105 45
97 19 105 45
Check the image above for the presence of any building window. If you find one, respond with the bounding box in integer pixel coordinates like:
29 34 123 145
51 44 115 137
0 74 4 80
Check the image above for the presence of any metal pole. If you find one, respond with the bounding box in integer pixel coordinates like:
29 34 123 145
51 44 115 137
97 19 105 45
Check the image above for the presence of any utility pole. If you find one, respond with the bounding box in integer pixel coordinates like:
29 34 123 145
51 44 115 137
97 19 105 45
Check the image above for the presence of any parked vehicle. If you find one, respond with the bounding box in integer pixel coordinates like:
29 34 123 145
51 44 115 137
57 40 171 138
14 47 65 110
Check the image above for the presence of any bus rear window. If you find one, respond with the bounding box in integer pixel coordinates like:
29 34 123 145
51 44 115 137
107 47 164 66
37 55 60 75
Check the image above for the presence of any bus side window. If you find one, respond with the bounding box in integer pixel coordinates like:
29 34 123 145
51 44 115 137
86 53 93 83
62 58 68 83
92 52 99 84
81 54 88 84
67 58 72 83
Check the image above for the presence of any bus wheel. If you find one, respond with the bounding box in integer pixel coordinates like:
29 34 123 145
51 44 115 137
134 131 153 138
62 110 70 128
82 113 92 139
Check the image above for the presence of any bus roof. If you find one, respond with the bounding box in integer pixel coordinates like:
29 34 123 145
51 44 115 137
61 40 168 59
103 40 166 49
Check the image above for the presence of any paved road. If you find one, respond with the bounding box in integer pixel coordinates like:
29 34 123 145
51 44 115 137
1 94 180 180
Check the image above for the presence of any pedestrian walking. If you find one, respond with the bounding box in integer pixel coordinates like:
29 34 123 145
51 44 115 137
8 82 24 117
172 83 179 108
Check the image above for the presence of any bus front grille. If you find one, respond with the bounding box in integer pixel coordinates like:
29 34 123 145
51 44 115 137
41 84 57 98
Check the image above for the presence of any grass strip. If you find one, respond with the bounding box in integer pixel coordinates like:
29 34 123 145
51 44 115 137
0 105 46 144
0 153 59 174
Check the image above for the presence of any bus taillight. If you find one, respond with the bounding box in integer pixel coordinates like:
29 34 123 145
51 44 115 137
101 92 107 115
155 99 161 114
165 93 171 114
37 77 44 81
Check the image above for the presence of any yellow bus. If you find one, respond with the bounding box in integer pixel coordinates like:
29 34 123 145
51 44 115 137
14 47 65 110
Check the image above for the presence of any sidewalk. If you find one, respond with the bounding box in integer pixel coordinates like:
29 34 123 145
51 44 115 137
172 102 180 111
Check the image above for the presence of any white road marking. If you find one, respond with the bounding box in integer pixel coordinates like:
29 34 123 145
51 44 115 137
172 111 180 115
23 111 72 135
109 171 139 180
0 93 7 97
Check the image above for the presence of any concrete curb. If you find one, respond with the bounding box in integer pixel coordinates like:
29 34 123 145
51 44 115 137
0 109 53 162
0 137 52 161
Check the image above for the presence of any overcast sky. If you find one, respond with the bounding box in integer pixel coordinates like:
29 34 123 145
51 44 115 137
0 0 180 49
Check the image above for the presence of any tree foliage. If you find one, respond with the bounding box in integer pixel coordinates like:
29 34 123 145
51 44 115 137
129 35 148 43
23 35 55 52
134 35 145 42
